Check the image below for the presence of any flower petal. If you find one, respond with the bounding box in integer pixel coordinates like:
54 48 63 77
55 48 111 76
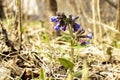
62 25 66 31
54 23 60 31
76 28 85 35
85 41 90 44
80 40 90 45
74 23 80 32
50 16 57 22
87 32 92 39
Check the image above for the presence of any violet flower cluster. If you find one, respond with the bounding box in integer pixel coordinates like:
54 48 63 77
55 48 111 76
50 13 92 45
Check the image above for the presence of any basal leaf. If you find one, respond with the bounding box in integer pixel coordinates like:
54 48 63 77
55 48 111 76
58 58 75 70
40 68 45 80
73 70 83 77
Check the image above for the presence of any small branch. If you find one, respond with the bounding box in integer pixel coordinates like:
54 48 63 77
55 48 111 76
18 0 22 50
105 0 117 9
116 0 120 32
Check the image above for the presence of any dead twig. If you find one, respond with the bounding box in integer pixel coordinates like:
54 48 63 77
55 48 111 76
105 0 117 9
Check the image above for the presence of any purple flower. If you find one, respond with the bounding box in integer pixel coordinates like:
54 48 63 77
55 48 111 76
62 25 66 31
80 28 85 34
85 41 90 44
80 40 90 45
33 15 37 19
76 28 85 35
54 22 60 31
50 16 57 22
87 32 92 39
74 23 80 32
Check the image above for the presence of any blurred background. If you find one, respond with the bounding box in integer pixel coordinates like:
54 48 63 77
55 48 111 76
0 0 117 25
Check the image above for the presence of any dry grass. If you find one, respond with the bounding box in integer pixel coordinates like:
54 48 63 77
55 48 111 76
0 18 120 80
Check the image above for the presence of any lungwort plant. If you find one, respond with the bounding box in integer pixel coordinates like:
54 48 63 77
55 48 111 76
50 13 92 80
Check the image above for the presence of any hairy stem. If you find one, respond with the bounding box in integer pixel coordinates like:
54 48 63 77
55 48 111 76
68 69 73 80
68 24 74 62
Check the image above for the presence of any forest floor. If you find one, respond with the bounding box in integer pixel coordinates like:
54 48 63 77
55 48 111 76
0 18 120 80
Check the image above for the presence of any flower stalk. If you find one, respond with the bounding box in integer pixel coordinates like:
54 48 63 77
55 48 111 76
68 23 74 62
68 69 73 80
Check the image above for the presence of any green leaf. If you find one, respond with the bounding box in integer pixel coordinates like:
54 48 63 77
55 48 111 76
106 47 112 55
40 68 45 80
63 36 72 43
58 58 75 70
73 70 83 77
42 32 50 43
